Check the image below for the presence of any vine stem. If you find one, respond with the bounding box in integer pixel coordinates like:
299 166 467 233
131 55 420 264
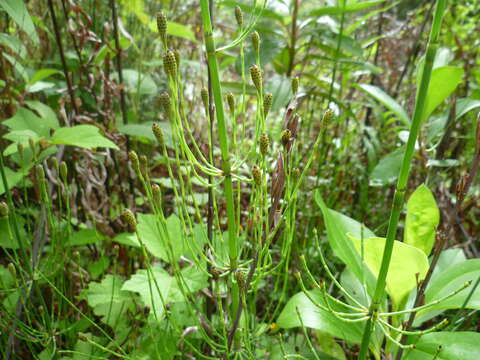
357 0 447 358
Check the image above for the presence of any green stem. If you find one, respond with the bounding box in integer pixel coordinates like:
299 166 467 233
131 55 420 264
357 0 447 358
199 0 237 268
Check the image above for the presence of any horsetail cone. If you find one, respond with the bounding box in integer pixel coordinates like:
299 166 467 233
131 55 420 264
323 108 334 124
156 11 167 44
226 93 235 113
152 123 165 148
250 65 262 92
128 151 141 177
159 92 172 117
281 129 292 147
0 202 8 218
173 49 180 68
60 161 68 182
235 270 245 290
252 31 260 54
152 184 162 207
260 134 270 155
8 263 16 278
48 157 59 173
121 209 137 232
28 138 36 154
263 93 273 116
251 166 262 186
140 155 148 176
163 50 177 78
291 76 299 95
35 165 45 182
235 6 243 28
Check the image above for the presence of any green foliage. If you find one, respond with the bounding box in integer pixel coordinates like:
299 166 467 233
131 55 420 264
404 332 480 360
404 184 440 255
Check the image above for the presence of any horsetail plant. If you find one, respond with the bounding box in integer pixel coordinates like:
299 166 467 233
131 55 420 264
357 0 448 357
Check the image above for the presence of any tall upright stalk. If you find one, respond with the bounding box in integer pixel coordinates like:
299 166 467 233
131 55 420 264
357 0 447 358
199 0 237 268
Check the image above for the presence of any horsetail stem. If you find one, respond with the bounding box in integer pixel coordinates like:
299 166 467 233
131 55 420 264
358 1 448 358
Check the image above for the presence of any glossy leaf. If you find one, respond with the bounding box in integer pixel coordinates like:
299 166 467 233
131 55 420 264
369 146 405 186
403 332 480 360
51 125 119 150
423 259 480 312
422 66 464 122
358 84 410 125
315 192 377 295
265 75 293 111
404 184 440 255
277 290 365 344
349 235 429 306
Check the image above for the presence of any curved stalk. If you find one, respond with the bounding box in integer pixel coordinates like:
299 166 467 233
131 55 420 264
357 0 448 358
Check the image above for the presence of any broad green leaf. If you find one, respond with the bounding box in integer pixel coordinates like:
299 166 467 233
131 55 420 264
265 75 293 111
455 98 480 120
24 101 59 130
83 275 134 327
122 264 206 321
3 130 40 148
122 266 173 320
404 184 439 255
404 332 480 360
51 125 119 150
236 35 285 72
277 290 365 344
0 33 27 57
430 249 466 283
315 331 346 360
369 146 405 186
4 107 54 137
67 229 104 247
315 192 377 295
135 213 183 262
117 122 172 147
27 81 54 93
0 167 25 195
0 0 39 44
0 216 27 249
349 235 429 306
423 259 480 312
27 69 62 86
2 53 28 82
340 268 370 308
358 84 410 125
309 1 386 17
422 66 464 122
